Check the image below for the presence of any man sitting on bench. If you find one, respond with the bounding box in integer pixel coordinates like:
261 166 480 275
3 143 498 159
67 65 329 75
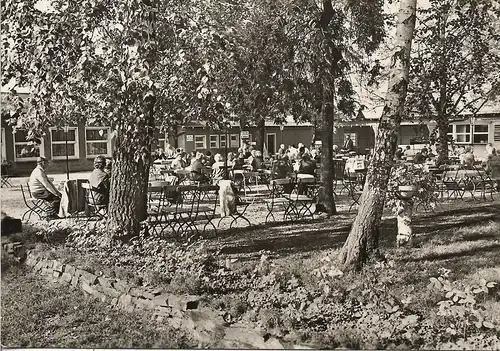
28 157 62 219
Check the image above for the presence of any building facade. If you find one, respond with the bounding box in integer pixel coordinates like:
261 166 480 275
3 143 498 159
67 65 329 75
176 119 314 156
334 113 500 159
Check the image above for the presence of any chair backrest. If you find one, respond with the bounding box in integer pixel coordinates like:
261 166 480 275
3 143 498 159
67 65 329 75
270 178 291 198
297 176 316 184
20 184 31 204
271 178 290 186
332 160 346 180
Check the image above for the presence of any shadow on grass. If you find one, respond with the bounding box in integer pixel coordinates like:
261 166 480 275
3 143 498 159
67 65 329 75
207 217 354 256
403 243 500 263
201 201 500 260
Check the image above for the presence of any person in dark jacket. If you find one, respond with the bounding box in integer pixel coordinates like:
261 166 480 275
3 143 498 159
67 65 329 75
190 152 209 183
299 154 316 176
88 155 110 206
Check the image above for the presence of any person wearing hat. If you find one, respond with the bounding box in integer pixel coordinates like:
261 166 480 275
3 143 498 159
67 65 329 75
88 155 110 207
28 156 62 219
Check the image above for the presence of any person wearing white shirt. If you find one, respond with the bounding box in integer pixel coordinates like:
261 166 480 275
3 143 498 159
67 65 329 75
28 157 62 219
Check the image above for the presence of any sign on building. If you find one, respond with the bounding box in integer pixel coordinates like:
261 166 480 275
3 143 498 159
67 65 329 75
186 134 194 142
240 131 250 139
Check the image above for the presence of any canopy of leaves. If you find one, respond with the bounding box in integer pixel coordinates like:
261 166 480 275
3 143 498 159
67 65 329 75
1 0 387 137
405 0 500 125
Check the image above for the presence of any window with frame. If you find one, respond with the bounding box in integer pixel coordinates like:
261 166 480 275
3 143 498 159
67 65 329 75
50 127 79 159
473 125 489 144
230 134 239 148
209 135 219 149
158 136 166 151
220 134 226 148
13 130 44 161
85 127 111 157
455 125 471 143
194 135 206 149
448 124 489 144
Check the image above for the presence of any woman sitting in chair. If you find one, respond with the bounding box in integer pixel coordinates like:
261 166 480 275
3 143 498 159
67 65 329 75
88 155 110 206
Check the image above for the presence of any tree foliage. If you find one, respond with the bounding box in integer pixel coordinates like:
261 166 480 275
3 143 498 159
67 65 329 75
405 0 500 162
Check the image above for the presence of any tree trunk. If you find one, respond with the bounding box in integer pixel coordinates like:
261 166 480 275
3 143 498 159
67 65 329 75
338 0 417 271
436 13 450 167
107 1 157 241
317 83 337 215
254 117 265 154
436 110 449 166
107 95 155 241
315 0 337 216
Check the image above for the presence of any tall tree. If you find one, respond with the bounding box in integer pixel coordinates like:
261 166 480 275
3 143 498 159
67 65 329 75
1 0 213 239
406 0 500 165
339 0 418 270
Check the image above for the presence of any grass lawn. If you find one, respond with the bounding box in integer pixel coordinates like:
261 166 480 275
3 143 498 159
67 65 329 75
2 185 500 348
1 259 195 348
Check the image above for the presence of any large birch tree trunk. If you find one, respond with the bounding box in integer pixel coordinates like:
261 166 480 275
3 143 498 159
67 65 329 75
338 0 417 271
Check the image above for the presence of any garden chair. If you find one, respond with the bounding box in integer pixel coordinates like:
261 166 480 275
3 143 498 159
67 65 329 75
283 179 315 220
193 184 219 236
217 190 251 229
264 178 292 223
1 163 13 188
332 159 348 196
441 167 465 200
81 182 108 223
161 185 199 239
146 184 180 237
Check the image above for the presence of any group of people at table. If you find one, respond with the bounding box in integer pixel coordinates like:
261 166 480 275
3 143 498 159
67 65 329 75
153 142 324 185
27 155 111 219
395 142 500 173
26 136 500 221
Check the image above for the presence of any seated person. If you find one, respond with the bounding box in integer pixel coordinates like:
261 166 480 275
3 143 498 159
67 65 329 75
88 155 110 206
189 151 197 165
170 153 185 170
272 155 292 179
233 153 246 171
461 146 475 168
404 145 411 156
244 146 253 159
155 148 167 160
28 157 62 219
227 152 236 167
212 153 226 183
204 150 215 167
298 154 316 176
253 150 264 170
165 143 176 158
413 152 426 164
190 152 209 183
394 147 404 161
485 148 500 174
277 144 286 156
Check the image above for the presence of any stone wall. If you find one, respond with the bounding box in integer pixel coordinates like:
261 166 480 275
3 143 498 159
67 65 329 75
18 250 313 349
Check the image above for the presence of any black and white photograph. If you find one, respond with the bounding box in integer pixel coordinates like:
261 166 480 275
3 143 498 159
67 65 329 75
1 0 500 348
